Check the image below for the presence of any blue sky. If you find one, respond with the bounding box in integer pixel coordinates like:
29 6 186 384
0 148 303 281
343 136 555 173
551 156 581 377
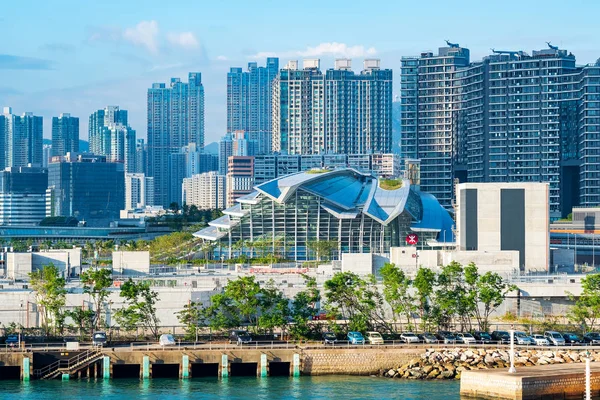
1 0 598 144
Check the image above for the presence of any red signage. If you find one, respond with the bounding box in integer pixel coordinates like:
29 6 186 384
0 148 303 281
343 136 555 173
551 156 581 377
405 234 419 245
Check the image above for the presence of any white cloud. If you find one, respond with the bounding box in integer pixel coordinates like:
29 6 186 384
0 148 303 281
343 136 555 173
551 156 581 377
249 42 377 59
167 32 200 49
123 20 159 54
216 55 228 61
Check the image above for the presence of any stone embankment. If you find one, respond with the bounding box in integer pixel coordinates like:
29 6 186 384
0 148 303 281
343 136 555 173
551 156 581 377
381 348 599 380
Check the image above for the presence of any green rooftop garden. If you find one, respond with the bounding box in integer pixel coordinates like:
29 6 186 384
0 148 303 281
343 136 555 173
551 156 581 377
306 168 330 174
379 178 403 190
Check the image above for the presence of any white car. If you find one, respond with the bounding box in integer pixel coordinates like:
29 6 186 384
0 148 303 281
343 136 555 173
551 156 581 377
159 334 176 346
455 332 476 344
366 331 384 344
400 332 420 344
531 334 549 346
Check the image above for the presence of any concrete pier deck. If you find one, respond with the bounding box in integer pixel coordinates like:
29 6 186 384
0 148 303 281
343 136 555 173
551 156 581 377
460 363 600 399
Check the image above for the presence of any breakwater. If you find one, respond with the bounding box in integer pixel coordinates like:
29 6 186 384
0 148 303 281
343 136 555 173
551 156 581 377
382 348 599 380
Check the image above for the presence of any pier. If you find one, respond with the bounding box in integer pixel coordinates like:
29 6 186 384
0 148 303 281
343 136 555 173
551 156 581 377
460 363 600 399
0 346 421 380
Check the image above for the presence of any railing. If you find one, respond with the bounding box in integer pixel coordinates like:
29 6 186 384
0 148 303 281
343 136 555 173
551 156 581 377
33 349 102 378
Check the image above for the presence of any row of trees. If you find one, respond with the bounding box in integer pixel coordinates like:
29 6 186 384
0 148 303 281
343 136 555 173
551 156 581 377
28 265 160 338
176 262 516 339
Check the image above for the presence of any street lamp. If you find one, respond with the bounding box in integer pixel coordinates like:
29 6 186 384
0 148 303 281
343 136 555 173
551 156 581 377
508 329 517 373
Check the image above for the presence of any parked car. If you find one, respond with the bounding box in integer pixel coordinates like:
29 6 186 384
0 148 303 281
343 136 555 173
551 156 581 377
514 331 535 345
230 330 252 345
583 332 600 345
418 332 438 344
4 334 19 347
531 334 549 346
347 331 365 345
159 334 176 346
366 331 384 345
491 330 511 344
455 332 476 344
435 331 457 344
399 332 420 344
322 332 337 345
472 331 492 344
562 332 583 345
544 331 566 346
92 332 107 347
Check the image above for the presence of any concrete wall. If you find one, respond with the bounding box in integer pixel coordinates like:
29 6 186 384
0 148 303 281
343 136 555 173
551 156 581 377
389 247 518 274
6 253 32 280
341 253 373 275
302 348 420 375
112 251 150 275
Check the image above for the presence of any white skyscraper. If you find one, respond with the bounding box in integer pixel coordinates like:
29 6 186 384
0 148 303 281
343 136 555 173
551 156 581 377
182 172 226 210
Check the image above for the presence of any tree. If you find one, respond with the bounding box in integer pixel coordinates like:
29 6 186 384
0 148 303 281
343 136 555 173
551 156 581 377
413 267 435 330
80 268 113 331
257 280 290 333
176 301 207 340
434 261 470 330
568 273 600 332
307 239 338 262
114 280 160 339
29 264 67 335
472 270 516 332
324 272 391 333
66 307 95 340
380 263 416 330
289 275 321 339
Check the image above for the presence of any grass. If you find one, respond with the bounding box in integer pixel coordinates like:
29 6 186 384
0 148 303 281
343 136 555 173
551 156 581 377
379 178 403 190
306 168 330 174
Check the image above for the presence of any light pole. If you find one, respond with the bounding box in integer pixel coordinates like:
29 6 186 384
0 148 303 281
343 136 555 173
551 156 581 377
508 329 517 373
585 350 591 400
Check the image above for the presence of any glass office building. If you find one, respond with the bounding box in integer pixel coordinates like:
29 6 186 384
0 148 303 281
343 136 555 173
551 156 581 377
0 167 48 225
47 154 124 225
195 168 454 261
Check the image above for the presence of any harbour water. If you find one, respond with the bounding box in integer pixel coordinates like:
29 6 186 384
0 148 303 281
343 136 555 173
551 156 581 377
0 376 460 399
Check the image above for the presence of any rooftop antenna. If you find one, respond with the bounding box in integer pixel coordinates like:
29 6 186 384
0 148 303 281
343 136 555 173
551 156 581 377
546 42 559 51
445 40 459 48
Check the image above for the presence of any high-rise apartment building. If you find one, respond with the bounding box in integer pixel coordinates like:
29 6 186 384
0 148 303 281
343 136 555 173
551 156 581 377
182 171 226 210
148 73 205 207
89 106 128 156
124 173 154 210
253 153 400 184
272 59 393 155
226 156 254 207
47 153 125 225
51 113 79 157
227 58 278 150
0 167 48 225
401 42 600 218
108 124 136 173
2 108 43 168
219 133 233 176
135 139 147 174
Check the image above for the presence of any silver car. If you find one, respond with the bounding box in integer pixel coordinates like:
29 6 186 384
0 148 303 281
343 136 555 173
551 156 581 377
514 331 535 345
544 331 566 346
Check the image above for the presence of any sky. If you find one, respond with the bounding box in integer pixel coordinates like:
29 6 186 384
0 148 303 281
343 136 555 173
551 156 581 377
1 0 599 144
